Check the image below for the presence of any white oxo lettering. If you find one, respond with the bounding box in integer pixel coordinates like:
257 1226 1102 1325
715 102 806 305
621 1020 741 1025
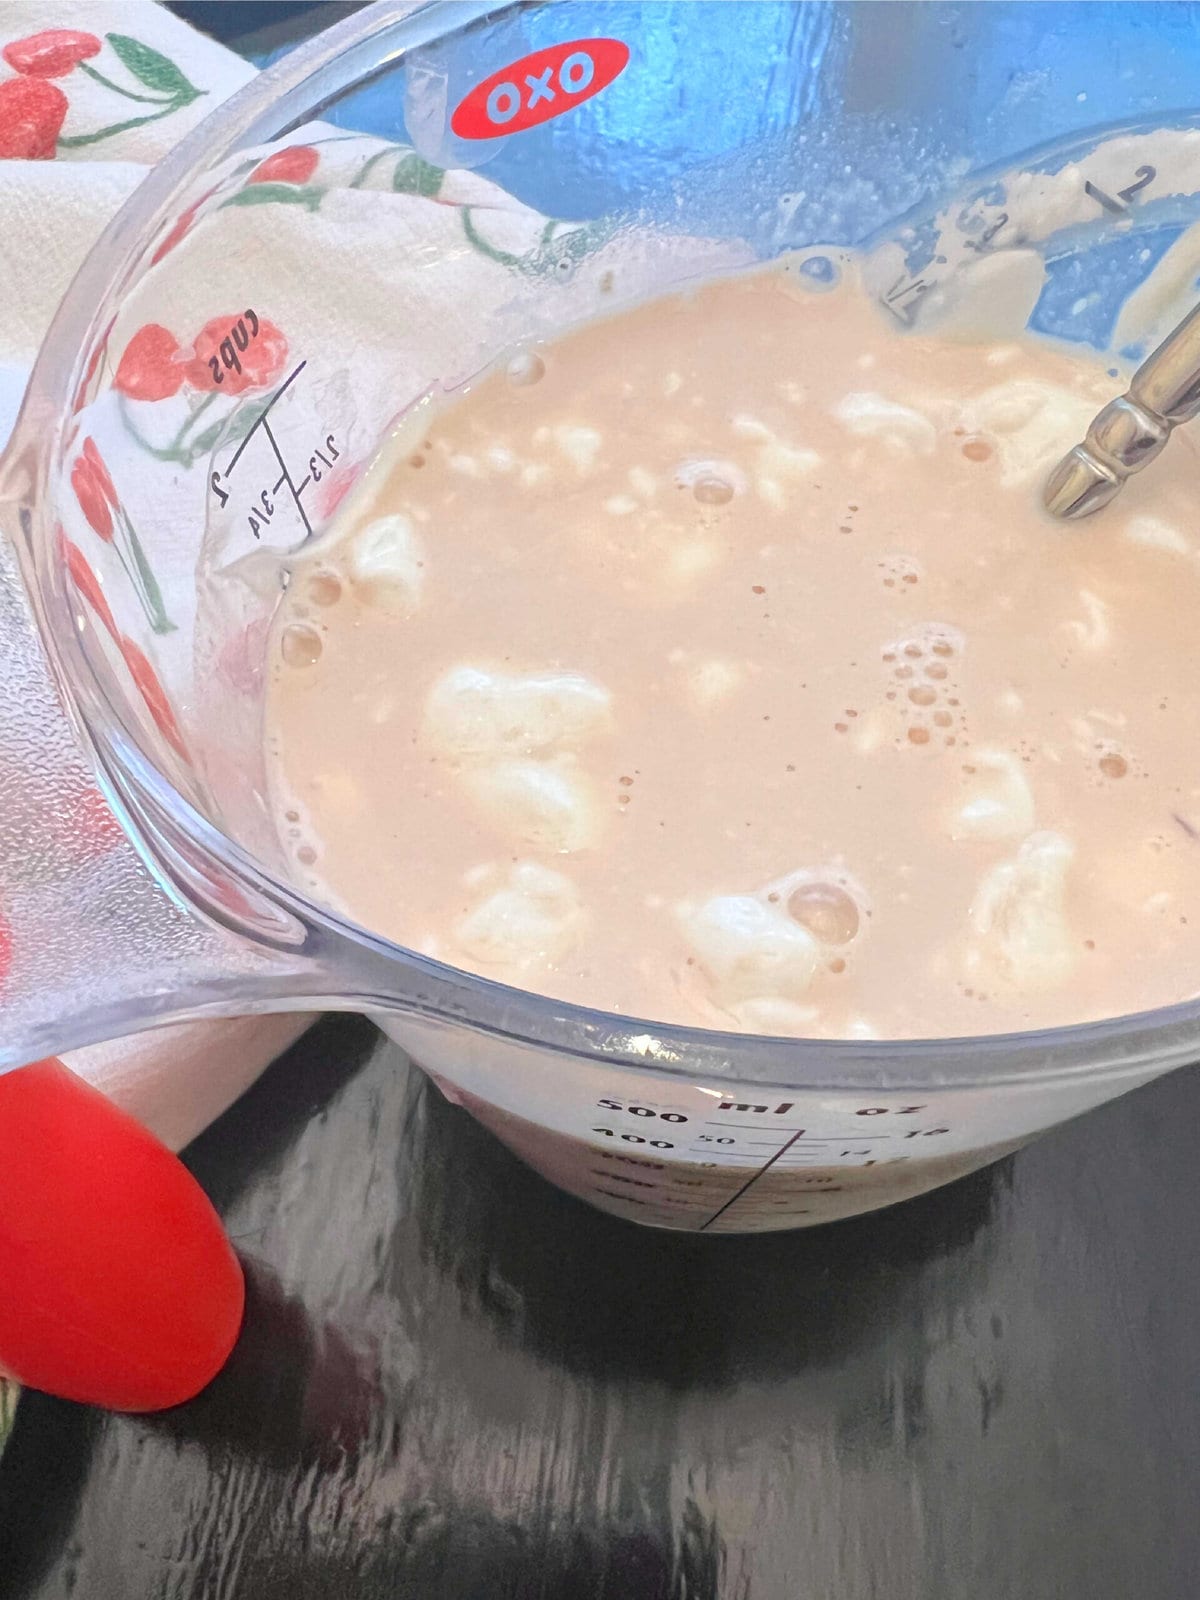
486 81 521 125
525 66 555 107
483 49 598 128
560 51 595 93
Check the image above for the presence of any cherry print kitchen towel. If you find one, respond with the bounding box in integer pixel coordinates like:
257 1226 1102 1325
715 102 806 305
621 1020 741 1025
0 5 256 435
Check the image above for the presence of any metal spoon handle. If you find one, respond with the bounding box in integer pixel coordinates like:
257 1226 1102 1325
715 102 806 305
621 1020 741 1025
1043 300 1200 519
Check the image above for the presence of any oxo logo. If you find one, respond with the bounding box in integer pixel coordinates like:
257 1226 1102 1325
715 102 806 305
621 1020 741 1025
450 37 630 141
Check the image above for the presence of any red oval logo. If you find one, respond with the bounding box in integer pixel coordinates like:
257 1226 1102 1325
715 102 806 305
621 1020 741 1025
450 37 630 141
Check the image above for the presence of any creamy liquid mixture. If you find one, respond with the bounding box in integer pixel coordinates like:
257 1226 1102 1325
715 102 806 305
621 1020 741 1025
265 265 1200 1040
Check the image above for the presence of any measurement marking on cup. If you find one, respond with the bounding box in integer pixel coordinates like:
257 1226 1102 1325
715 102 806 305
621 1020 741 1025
261 416 312 538
208 359 343 544
223 360 307 475
705 1127 892 1139
1084 164 1156 217
698 1129 809 1231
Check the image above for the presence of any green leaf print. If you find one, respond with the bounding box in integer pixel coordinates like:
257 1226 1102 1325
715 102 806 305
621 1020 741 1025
106 33 203 105
58 104 185 148
122 512 176 636
188 404 260 461
460 210 616 278
392 152 444 198
220 184 323 214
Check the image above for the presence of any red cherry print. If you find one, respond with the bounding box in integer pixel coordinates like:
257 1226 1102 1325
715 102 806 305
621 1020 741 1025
114 324 187 401
316 462 362 521
218 615 271 697
70 454 113 542
61 531 118 639
2 29 102 79
151 204 197 267
82 436 118 508
248 146 319 186
185 314 289 396
119 635 188 758
72 316 116 415
0 77 68 160
149 185 220 268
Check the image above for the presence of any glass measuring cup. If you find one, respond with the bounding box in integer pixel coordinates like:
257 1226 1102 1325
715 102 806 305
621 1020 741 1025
3 0 1200 1232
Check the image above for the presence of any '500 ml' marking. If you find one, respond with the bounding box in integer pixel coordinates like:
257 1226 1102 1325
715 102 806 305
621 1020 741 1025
451 37 629 141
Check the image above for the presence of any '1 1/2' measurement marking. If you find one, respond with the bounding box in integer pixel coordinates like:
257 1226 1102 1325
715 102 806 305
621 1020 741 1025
206 360 340 543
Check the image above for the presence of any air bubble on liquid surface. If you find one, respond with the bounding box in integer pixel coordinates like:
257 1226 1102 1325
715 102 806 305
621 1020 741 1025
797 255 839 289
280 623 322 668
674 458 746 504
773 249 847 301
885 622 965 663
306 571 342 607
764 866 870 950
787 881 861 945
879 622 965 743
960 437 993 463
506 351 545 387
605 494 639 516
877 553 922 589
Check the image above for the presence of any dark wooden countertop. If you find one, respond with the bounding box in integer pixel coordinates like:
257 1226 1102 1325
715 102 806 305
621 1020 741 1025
2 1015 1198 1599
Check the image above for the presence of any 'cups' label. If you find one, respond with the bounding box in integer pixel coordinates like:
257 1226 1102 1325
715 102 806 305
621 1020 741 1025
450 38 630 141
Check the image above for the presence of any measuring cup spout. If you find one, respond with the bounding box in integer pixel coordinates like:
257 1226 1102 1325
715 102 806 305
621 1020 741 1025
0 493 311 1068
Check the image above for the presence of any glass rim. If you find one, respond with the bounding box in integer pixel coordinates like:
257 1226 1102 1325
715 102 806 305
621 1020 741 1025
6 0 1200 1093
